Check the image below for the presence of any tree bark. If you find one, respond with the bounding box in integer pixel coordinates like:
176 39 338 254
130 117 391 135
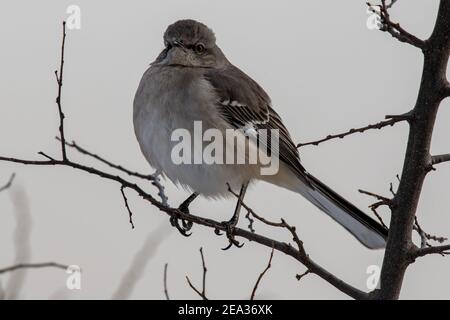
375 0 450 300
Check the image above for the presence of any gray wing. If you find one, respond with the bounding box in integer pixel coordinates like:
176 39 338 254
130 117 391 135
203 65 307 180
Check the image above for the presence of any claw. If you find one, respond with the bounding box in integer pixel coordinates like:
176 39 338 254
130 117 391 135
170 215 192 237
217 183 249 250
169 192 199 237
181 218 193 230
219 221 244 250
221 238 244 251
221 241 233 251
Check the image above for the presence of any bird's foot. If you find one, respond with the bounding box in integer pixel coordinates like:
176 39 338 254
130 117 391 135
170 203 193 237
216 218 244 250
170 193 198 237
170 215 192 237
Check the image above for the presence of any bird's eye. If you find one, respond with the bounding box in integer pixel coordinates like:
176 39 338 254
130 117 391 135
194 43 205 54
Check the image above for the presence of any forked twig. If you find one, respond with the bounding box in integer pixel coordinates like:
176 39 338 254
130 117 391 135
251 247 274 300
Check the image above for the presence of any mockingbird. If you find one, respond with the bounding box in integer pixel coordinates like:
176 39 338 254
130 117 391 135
133 19 388 249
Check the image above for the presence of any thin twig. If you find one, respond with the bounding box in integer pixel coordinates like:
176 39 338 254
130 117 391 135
55 22 67 160
185 247 208 300
413 217 429 248
385 0 397 9
60 139 154 180
413 245 450 259
0 262 68 275
358 189 392 205
296 269 311 281
227 184 285 228
366 1 425 49
431 154 450 166
200 247 207 297
164 263 170 300
120 186 135 229
358 189 393 227
245 211 255 233
251 247 274 300
370 207 388 229
186 276 207 300
413 216 447 249
0 173 15 193
297 115 408 147
389 183 396 197
59 138 169 205
150 171 169 206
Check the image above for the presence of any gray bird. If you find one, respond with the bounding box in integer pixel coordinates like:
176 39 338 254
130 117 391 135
133 19 388 249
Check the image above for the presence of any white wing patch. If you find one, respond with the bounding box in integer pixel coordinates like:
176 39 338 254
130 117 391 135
219 99 270 127
243 123 258 138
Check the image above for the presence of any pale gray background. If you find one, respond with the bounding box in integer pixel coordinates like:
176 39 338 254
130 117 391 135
0 0 449 299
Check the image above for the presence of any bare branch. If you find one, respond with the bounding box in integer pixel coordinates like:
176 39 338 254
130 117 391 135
120 186 135 229
0 262 68 275
358 188 394 228
358 189 392 207
200 247 207 297
374 0 450 299
385 0 397 9
227 184 285 228
413 245 450 259
297 115 408 148
186 276 207 300
413 216 448 249
431 154 450 166
186 247 208 300
164 263 170 300
251 247 274 300
369 207 389 229
236 227 368 299
150 172 169 206
227 186 368 299
245 211 255 233
389 183 396 197
55 22 67 160
367 1 426 49
0 173 15 193
296 269 311 281
59 138 169 206
61 139 154 181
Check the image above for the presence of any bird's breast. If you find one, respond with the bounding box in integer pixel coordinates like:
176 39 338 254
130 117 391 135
133 66 250 196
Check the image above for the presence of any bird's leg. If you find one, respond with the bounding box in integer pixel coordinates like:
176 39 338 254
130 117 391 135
220 183 248 250
170 192 199 237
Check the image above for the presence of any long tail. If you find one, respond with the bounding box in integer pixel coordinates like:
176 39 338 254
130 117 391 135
298 174 388 249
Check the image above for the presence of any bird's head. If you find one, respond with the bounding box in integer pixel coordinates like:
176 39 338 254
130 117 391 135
152 19 227 68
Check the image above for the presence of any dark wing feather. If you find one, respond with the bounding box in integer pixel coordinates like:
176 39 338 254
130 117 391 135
203 65 307 179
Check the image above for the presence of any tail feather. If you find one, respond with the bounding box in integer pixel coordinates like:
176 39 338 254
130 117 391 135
300 174 388 249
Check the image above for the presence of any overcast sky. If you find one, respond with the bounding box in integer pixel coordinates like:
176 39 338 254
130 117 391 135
0 0 449 299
